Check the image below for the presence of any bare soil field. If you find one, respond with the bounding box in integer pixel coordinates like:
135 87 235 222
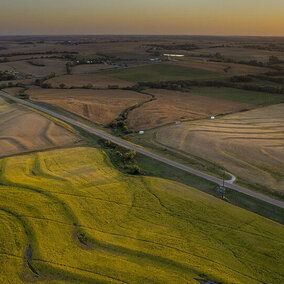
0 97 78 157
27 88 150 125
45 74 135 88
0 59 67 78
156 104 284 198
127 89 253 131
169 59 271 75
72 63 116 74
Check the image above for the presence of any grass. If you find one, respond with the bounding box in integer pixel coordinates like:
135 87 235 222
115 129 284 224
187 87 284 106
135 153 284 224
102 64 226 82
0 146 283 283
125 129 232 180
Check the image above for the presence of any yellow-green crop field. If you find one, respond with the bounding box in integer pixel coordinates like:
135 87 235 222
0 147 283 283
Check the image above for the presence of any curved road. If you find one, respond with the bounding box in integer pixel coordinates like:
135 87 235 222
1 91 283 209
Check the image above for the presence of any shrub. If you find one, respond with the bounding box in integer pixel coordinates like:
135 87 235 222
230 76 253 83
83 83 93 89
0 70 16 81
41 83 52 89
125 165 142 175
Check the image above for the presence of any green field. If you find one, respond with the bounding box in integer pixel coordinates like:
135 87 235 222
102 64 226 82
0 146 283 283
189 87 284 106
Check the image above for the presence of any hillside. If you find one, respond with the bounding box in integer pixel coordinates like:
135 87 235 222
0 146 283 283
0 98 79 157
156 104 284 198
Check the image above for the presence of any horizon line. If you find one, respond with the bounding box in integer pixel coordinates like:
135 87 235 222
0 34 284 38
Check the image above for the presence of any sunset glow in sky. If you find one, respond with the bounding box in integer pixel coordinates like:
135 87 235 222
1 0 284 36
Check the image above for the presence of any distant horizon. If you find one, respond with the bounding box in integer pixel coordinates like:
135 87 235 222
0 34 284 38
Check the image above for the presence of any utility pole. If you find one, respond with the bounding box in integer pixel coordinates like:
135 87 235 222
221 170 225 199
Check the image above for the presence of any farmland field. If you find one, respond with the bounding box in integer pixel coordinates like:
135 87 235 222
45 74 135 88
72 64 116 74
0 97 78 157
2 87 24 96
102 63 227 82
189 47 284 62
186 87 284 106
127 89 253 131
169 59 271 75
156 104 284 198
1 35 284 283
27 88 150 125
0 59 67 78
0 146 283 283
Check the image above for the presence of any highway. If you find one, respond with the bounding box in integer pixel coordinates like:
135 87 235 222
1 90 283 209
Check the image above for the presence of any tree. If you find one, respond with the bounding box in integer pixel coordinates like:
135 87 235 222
83 83 93 89
269 56 280 64
66 62 72 74
215 52 223 60
41 83 52 89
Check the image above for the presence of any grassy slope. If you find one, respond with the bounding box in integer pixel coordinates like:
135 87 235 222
102 64 226 82
0 147 283 283
188 87 284 106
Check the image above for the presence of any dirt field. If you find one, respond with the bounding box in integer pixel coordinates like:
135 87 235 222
72 64 116 74
45 74 135 88
27 88 150 125
156 104 284 198
0 97 78 157
127 89 253 130
0 59 67 78
169 59 271 75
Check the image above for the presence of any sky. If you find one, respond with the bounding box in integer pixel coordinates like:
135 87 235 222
0 0 284 36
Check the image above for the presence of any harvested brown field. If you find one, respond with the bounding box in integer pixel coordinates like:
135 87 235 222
2 87 23 95
156 104 284 198
127 89 253 131
72 64 116 74
0 78 34 87
0 59 67 78
27 88 150 125
0 97 79 157
170 59 271 75
45 74 135 88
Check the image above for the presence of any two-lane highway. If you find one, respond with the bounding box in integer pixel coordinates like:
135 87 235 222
1 90 283 209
